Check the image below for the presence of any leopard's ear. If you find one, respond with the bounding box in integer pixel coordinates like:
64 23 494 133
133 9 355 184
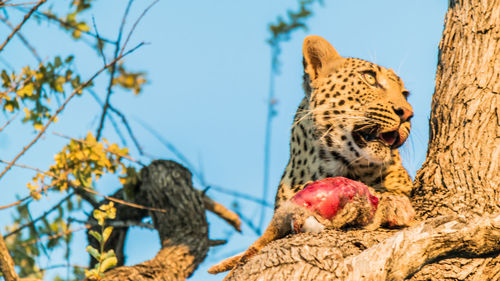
302 35 343 80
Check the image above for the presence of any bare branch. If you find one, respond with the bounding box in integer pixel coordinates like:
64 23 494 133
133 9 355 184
0 15 41 62
0 112 18 134
91 16 107 65
0 0 47 53
19 226 89 247
4 193 74 238
107 104 145 155
95 0 134 140
77 185 167 213
0 1 39 8
210 239 228 247
19 9 115 43
0 42 145 181
135 118 205 182
87 88 128 146
209 185 273 208
68 217 155 229
119 0 159 57
233 208 262 236
0 193 32 210
202 192 241 232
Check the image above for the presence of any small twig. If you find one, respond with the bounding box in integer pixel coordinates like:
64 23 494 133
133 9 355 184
95 0 134 141
68 217 155 229
91 16 107 65
0 112 18 134
26 203 50 259
0 42 145 182
108 104 144 155
209 239 227 247
0 15 41 62
0 1 38 7
135 117 203 182
4 193 74 238
119 0 158 57
202 192 241 232
39 263 86 271
0 193 32 210
0 0 47 53
21 10 115 43
87 89 128 146
19 225 90 247
77 185 166 213
233 208 262 236
209 185 273 208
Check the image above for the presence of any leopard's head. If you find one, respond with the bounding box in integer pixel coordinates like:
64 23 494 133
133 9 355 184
302 35 413 165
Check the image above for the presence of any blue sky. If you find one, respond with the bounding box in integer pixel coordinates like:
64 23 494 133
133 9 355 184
0 1 447 280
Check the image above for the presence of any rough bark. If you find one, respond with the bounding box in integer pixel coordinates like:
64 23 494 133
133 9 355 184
412 0 499 219
0 230 18 281
225 214 500 281
219 0 500 280
87 160 210 281
407 0 500 278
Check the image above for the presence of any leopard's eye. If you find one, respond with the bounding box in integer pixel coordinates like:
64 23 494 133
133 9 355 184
402 90 410 99
362 71 377 86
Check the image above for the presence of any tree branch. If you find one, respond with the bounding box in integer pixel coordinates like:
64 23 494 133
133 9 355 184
0 42 144 182
0 15 41 62
0 112 18 134
224 214 500 281
0 0 47 53
3 193 74 239
95 0 134 141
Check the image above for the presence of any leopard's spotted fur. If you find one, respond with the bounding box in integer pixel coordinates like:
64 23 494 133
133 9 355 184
275 35 413 209
208 36 416 276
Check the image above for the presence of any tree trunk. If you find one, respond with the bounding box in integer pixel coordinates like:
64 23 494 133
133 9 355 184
87 160 211 281
222 0 500 280
412 0 499 219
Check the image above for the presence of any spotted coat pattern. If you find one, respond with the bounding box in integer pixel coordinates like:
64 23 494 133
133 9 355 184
275 36 414 209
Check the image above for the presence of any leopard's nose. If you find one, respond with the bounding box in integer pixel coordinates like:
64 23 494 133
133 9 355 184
392 106 413 122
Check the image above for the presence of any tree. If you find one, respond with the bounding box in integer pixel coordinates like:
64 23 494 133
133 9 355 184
222 0 500 279
0 1 497 281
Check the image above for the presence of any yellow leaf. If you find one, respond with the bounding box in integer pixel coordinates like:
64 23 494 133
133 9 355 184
23 107 30 118
4 104 13 112
34 123 43 130
17 83 34 97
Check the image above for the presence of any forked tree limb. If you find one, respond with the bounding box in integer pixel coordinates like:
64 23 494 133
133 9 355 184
84 160 238 280
223 214 500 281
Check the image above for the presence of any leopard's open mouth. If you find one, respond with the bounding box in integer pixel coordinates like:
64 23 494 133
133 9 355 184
352 125 401 148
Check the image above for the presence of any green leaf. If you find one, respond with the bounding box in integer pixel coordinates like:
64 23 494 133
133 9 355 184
89 230 102 243
65 55 74 63
85 245 101 261
54 56 62 68
100 256 117 272
101 249 115 260
102 226 113 243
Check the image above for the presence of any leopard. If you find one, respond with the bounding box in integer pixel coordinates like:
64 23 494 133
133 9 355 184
208 35 415 276
275 35 414 208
